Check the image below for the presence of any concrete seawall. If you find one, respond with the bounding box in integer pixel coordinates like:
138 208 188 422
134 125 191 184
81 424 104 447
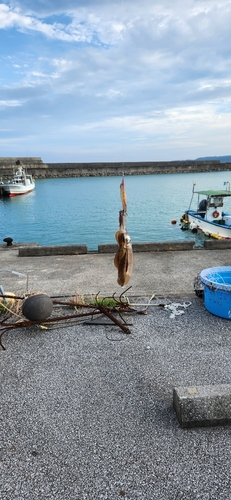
8 238 231 256
0 157 231 179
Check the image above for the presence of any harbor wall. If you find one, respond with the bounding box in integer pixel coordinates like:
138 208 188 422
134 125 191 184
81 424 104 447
0 157 231 178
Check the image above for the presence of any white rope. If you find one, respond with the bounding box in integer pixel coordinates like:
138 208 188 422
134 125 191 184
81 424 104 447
164 301 191 319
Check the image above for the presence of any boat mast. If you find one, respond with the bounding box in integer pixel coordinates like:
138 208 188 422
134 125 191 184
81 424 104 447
188 183 196 209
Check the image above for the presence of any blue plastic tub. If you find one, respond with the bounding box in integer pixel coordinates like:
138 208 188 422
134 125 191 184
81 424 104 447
200 266 231 319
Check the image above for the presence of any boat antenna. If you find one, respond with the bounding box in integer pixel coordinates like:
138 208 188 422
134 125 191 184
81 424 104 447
188 183 196 210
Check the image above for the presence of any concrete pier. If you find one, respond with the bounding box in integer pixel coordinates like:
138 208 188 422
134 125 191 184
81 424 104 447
1 245 231 499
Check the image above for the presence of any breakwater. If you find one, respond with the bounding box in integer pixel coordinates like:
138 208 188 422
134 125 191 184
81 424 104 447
0 157 231 178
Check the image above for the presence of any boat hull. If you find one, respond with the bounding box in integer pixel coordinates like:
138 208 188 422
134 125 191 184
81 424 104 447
3 186 34 197
184 212 231 239
1 184 35 196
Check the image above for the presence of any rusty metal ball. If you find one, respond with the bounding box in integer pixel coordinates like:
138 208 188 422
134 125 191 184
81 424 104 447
22 293 53 321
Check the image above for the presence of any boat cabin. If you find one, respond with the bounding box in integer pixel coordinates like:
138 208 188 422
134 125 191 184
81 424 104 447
194 189 231 223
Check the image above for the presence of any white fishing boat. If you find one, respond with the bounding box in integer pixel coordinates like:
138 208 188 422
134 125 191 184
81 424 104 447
0 165 35 197
181 183 231 239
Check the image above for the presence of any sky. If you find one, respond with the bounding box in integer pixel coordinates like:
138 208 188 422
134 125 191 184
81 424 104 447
0 0 231 163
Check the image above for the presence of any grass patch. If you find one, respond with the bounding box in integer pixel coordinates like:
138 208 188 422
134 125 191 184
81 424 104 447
92 297 119 308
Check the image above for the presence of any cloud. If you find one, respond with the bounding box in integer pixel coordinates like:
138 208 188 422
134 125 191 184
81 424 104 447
0 0 231 161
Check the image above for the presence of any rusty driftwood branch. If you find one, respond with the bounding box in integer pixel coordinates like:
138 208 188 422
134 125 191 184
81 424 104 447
0 290 134 350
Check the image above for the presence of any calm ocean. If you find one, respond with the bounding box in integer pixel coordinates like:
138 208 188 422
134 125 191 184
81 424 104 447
1 170 231 250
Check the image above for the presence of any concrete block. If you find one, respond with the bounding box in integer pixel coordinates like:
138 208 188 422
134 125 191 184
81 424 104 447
173 385 231 428
98 244 118 253
132 241 195 252
98 241 195 253
204 239 231 250
18 245 88 257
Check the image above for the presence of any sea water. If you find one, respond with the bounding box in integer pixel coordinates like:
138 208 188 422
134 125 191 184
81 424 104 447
1 170 231 250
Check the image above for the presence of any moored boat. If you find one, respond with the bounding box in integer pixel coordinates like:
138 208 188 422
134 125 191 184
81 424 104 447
0 163 35 197
181 183 231 239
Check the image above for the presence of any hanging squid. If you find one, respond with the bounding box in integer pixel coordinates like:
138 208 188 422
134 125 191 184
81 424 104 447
114 178 133 286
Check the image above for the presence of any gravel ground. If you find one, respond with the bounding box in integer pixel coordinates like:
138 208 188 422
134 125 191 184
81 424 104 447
1 294 231 500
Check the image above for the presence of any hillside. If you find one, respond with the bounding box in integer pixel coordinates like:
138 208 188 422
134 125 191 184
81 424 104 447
196 156 231 163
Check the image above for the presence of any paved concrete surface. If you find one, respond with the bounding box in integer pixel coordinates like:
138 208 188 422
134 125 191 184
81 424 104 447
2 245 231 297
1 247 231 499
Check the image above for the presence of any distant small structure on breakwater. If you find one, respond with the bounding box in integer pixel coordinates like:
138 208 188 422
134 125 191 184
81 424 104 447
0 157 231 179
